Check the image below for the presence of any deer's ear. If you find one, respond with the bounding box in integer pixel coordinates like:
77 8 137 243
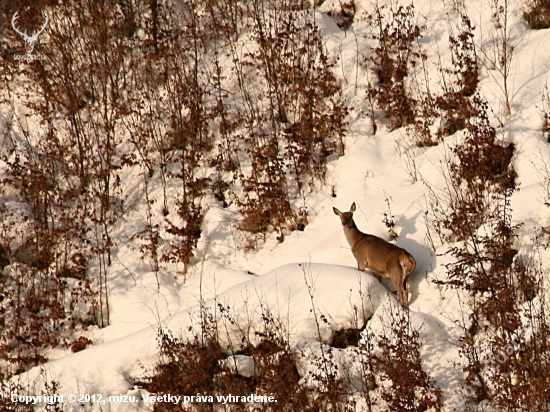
333 207 341 216
350 202 356 212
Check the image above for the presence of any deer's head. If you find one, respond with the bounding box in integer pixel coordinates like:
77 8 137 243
333 202 357 228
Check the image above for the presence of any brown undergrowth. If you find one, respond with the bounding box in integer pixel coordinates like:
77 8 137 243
425 94 550 409
140 279 442 412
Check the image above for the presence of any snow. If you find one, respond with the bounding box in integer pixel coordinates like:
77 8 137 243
5 0 550 410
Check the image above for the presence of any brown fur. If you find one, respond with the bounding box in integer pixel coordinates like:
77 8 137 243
333 202 416 306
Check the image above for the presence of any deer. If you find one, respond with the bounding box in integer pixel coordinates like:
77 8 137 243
333 202 416 306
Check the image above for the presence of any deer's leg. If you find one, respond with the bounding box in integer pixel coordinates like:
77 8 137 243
399 284 409 307
395 274 409 306
387 261 410 306
388 271 406 306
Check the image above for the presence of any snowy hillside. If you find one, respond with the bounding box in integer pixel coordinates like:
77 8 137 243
2 0 550 410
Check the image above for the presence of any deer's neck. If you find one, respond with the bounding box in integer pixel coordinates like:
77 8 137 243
343 221 364 248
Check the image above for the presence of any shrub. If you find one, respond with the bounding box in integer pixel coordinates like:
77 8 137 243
327 1 356 31
539 83 550 142
524 0 550 29
143 331 229 412
365 2 425 131
425 93 550 409
436 15 479 138
373 310 442 411
231 0 347 247
143 291 446 412
141 317 311 411
0 1 349 370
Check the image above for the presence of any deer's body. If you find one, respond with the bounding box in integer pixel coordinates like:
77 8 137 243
334 202 416 306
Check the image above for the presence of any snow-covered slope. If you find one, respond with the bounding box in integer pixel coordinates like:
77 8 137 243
6 0 550 410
